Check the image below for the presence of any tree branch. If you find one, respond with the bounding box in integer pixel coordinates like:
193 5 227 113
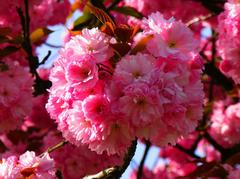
204 132 226 155
137 140 151 179
17 0 52 95
84 139 138 179
175 144 201 159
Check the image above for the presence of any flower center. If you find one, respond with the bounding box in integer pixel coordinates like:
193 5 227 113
168 42 176 48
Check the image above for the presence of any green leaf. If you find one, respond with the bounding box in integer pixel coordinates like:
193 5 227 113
130 34 153 55
74 13 92 27
112 6 143 19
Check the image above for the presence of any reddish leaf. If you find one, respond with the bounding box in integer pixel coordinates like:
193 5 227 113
114 24 134 42
21 167 36 177
101 22 115 36
86 3 116 29
110 43 131 57
130 34 153 55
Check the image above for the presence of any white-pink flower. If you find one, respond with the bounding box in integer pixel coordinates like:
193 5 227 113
114 53 155 85
120 82 160 126
0 156 20 179
64 28 114 62
143 12 199 59
0 151 56 179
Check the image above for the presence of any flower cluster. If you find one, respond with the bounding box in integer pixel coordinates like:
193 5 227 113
124 0 208 22
209 101 240 148
218 0 240 84
0 0 70 33
47 12 204 155
0 59 33 133
0 151 56 179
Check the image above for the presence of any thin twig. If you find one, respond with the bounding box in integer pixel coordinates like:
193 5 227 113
175 144 201 159
39 50 51 65
186 13 214 27
39 140 68 158
47 140 68 153
44 42 63 48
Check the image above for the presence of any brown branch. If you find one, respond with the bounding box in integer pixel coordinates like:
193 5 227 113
204 132 226 155
17 0 52 95
137 140 151 179
83 139 138 179
175 144 201 159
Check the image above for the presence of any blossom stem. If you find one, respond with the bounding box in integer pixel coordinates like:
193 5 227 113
39 140 68 158
47 140 68 154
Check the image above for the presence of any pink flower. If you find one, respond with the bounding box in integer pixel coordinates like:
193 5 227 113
143 12 199 59
124 0 208 23
0 59 33 133
18 151 56 179
82 95 110 124
66 100 133 155
66 55 98 91
209 101 240 148
25 94 55 128
0 151 56 179
64 28 114 62
117 81 161 138
114 53 155 85
0 0 71 33
66 100 101 144
88 117 134 155
217 1 240 84
0 156 20 179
